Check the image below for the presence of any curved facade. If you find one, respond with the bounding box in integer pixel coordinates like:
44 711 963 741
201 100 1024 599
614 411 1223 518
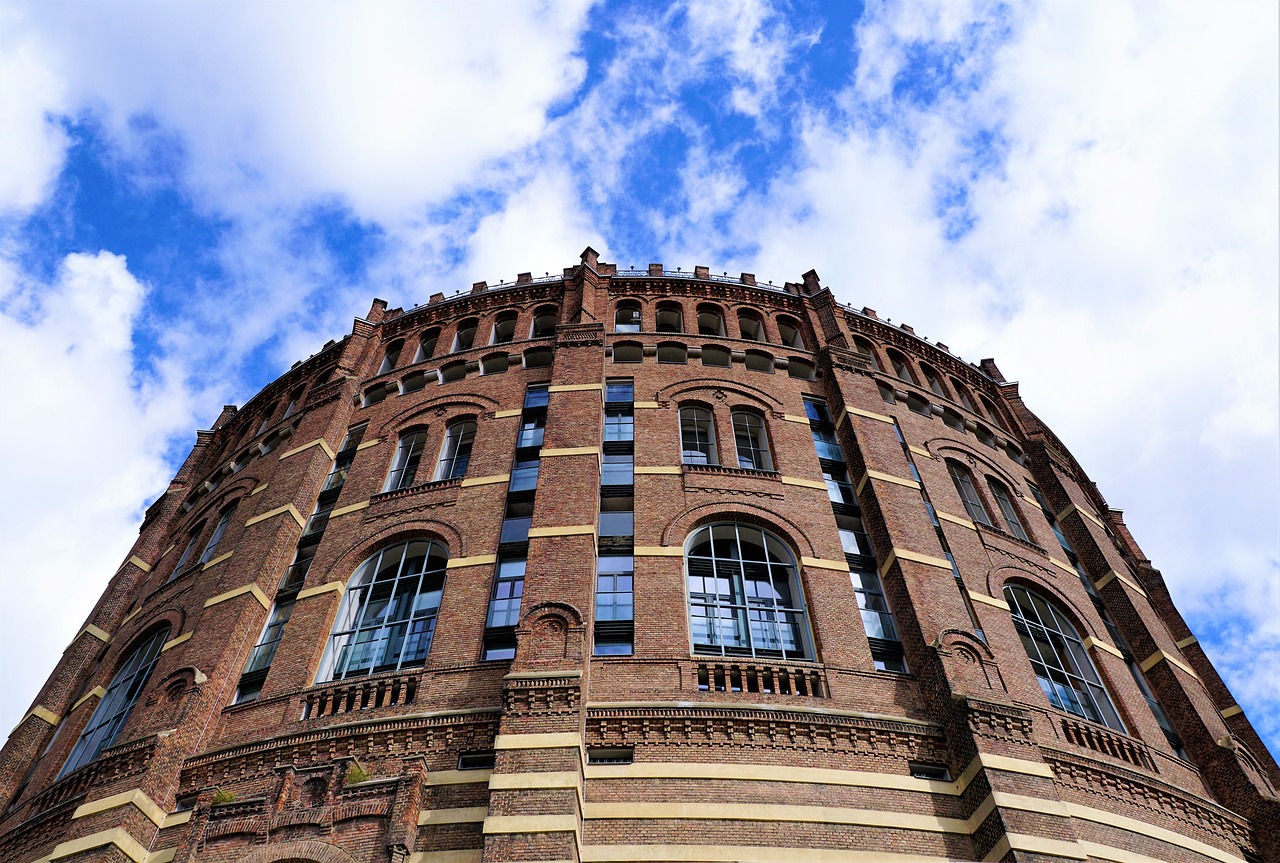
2 247 1277 863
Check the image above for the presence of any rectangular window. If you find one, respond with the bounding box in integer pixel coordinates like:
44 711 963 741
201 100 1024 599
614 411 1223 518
602 453 634 486
235 599 295 703
594 556 634 656
509 457 540 493
604 408 634 442
517 415 546 449
323 424 367 491
811 427 845 462
500 499 534 544
605 379 634 403
198 502 238 564
599 497 634 537
802 397 831 424
486 559 525 630
524 385 550 409
732 412 774 471
852 571 908 673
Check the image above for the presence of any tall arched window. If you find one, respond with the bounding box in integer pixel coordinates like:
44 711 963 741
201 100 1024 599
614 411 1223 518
413 328 441 363
656 302 684 333
60 626 170 777
696 304 725 336
686 523 811 659
679 406 717 465
737 310 763 341
530 305 558 339
987 478 1029 541
318 540 449 680
197 500 239 564
952 380 978 413
385 430 429 491
853 336 882 371
776 315 805 349
492 311 518 344
732 410 773 471
378 340 404 375
1004 584 1125 731
920 364 947 398
169 521 206 581
434 419 476 480
614 301 641 333
947 460 992 526
452 319 478 352
887 350 916 384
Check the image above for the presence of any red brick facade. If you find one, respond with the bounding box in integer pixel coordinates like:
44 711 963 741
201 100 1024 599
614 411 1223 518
2 248 1276 863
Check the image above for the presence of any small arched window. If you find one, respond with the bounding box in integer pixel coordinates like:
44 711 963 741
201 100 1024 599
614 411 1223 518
947 461 992 526
777 316 805 349
737 310 763 341
887 350 916 384
60 626 170 777
920 364 947 398
679 406 717 465
530 305 558 339
980 395 1006 430
657 342 687 364
379 340 404 375
656 302 684 333
853 336 882 371
732 410 773 471
439 361 467 383
1004 584 1125 731
987 478 1029 541
401 370 430 394
744 350 774 373
198 500 239 564
686 523 810 659
282 385 305 419
787 358 815 380
434 419 476 480
492 311 518 344
481 352 509 375
170 521 207 581
614 301 641 333
523 347 552 368
362 382 392 407
452 319 478 352
384 430 429 491
611 342 642 363
700 345 731 367
696 304 725 336
952 380 978 414
318 540 449 680
414 329 441 363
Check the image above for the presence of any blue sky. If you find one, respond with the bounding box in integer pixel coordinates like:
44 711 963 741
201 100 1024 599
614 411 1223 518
1 0 1277 762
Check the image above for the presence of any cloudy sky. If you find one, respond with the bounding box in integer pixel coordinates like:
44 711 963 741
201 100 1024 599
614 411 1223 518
1 0 1276 760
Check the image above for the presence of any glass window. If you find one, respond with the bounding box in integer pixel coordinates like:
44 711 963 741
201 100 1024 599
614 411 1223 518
853 336 882 371
282 386 304 418
656 303 683 333
486 558 526 629
318 540 449 680
492 312 517 344
413 329 440 363
602 453 634 486
888 351 916 384
614 302 641 333
777 316 805 349
811 426 845 463
823 466 855 505
517 415 545 449
384 430 428 491
1004 584 1125 731
852 571 908 673
700 345 731 367
802 397 831 424
531 306 558 338
988 479 1029 541
378 340 403 375
594 556 634 656
453 319 478 352
697 305 725 336
732 411 773 471
604 407 634 443
948 461 992 526
679 406 717 465
605 379 634 403
170 523 205 581
434 420 476 480
509 456 540 492
524 384 550 409
60 627 170 777
685 523 810 659
657 343 687 364
198 501 238 564
236 599 295 703
501 500 533 544
737 312 763 341
745 350 774 373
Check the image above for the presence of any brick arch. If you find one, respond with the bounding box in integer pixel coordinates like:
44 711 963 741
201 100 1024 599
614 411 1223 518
236 839 358 863
322 519 465 584
657 376 783 408
929 440 1023 494
990 567 1102 642
659 501 818 559
382 391 499 430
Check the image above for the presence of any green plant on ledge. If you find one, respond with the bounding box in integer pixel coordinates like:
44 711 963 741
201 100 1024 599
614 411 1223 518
344 762 371 785
210 789 236 805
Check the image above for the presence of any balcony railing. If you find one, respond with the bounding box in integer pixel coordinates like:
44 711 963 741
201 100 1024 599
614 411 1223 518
300 672 419 720
695 660 826 698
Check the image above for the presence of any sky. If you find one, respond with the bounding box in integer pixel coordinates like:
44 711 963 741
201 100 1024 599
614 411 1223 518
1 0 1276 764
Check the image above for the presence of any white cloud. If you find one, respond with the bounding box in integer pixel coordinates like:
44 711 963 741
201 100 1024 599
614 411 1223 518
0 251 196 735
0 8 68 213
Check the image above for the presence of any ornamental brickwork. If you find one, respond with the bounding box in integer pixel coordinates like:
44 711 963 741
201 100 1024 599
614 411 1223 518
2 247 1276 863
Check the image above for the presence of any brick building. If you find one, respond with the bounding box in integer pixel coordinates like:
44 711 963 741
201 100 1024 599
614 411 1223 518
2 247 1276 863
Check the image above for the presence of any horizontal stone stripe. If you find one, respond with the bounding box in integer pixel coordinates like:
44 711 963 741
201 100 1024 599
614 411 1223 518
494 408 522 418
936 510 977 530
549 383 602 392
879 548 953 578
632 401 662 409
1047 556 1078 576
1063 800 1246 863
800 557 850 572
1082 636 1123 658
201 550 233 570
419 806 488 825
245 503 306 530
967 591 1010 611
581 845 950 863
460 473 510 487
329 500 370 518
127 555 152 573
446 554 498 569
843 404 894 424
19 705 60 728
72 686 108 713
633 546 684 557
908 445 933 459
249 482 269 495
494 732 581 750
983 833 1087 861
1175 635 1199 649
583 801 968 833
528 525 596 537
1221 705 1243 718
161 632 193 652
540 446 601 457
45 827 150 862
427 769 493 786
585 762 952 795
1057 502 1108 531
1140 649 1198 679
149 848 177 863
408 852 483 863
121 605 143 626
355 437 382 450
161 809 192 828
296 581 345 600
77 623 111 643
278 437 336 461
965 752 1055 782
483 814 579 834
203 583 270 610
73 788 168 827
633 466 681 474
1094 569 1148 597
489 771 581 790
859 470 921 493
588 702 942 730
781 413 811 424
779 475 827 490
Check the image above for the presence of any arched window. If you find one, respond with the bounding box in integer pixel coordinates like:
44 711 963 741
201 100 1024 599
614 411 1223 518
523 347 552 368
980 395 1006 430
952 380 978 414
384 430 429 491
853 336 882 371
492 311 518 344
700 345 731 367
481 352 509 375
434 419 476 480
362 382 392 407
413 328 441 363
379 339 404 375
696 304 725 336
732 410 773 471
282 385 305 418
169 521 207 581
452 319 478 352
614 301 641 333
612 341 642 363
60 626 170 777
439 361 467 383
657 342 687 364
679 406 717 465
530 305 558 339
947 461 992 526
744 350 774 373
987 478 1029 541
887 350 916 384
656 302 684 333
1004 584 1125 730
318 540 449 680
786 358 815 380
686 523 811 659
777 315 805 349
920 364 947 398
197 500 239 564
737 310 763 341
401 370 430 394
